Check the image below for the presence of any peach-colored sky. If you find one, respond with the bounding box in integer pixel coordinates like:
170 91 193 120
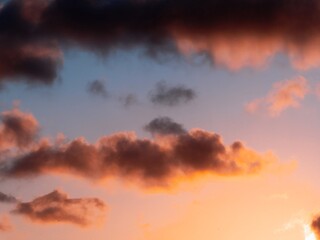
2 0 320 239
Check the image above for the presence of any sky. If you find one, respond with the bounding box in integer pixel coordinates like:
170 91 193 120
1 0 320 239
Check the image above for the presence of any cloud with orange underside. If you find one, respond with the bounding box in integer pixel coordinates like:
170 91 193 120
0 108 289 189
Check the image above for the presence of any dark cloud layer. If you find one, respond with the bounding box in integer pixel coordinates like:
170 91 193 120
87 79 108 98
0 0 62 84
0 192 18 204
144 116 187 136
3 0 320 84
150 81 196 106
12 190 106 227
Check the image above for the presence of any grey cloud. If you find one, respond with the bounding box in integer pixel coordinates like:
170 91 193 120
144 116 187 136
149 81 196 106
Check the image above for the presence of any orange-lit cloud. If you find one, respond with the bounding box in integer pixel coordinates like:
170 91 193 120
246 76 309 116
12 190 106 227
0 215 12 232
0 108 283 188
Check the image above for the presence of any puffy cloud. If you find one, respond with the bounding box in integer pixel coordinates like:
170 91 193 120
144 116 187 136
1 128 278 188
0 107 39 150
87 79 108 98
0 109 282 188
12 190 106 227
0 192 18 203
245 76 309 116
149 81 196 106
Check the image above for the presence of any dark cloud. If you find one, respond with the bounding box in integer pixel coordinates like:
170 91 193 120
0 107 39 150
149 81 196 106
0 192 18 203
87 79 108 98
0 0 62 84
2 0 320 84
144 116 186 136
1 127 275 188
12 190 106 227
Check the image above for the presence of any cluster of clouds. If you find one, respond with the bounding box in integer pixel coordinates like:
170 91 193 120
2 0 320 85
87 79 196 107
0 107 283 230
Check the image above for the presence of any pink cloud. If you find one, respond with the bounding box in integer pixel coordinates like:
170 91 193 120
246 76 309 116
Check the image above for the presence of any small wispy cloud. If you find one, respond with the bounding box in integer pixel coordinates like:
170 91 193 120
245 76 309 116
87 79 108 98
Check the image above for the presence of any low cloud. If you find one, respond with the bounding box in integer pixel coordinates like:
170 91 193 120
149 81 196 106
144 117 187 136
12 190 106 227
87 79 108 98
245 76 309 116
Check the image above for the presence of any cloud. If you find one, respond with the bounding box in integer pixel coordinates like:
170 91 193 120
0 192 18 203
149 81 196 106
0 107 39 150
144 117 187 136
0 111 280 188
245 76 309 116
118 94 138 108
311 215 320 239
0 215 12 232
0 0 62 85
12 190 106 227
4 0 320 84
87 79 108 98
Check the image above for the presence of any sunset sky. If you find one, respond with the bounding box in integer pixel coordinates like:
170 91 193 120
1 0 320 239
